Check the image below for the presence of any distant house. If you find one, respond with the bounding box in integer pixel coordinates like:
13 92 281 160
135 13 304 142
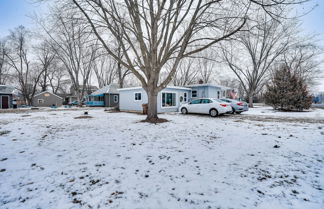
0 85 16 109
119 86 191 113
313 92 324 104
32 91 63 107
186 84 236 100
59 85 99 105
86 84 119 107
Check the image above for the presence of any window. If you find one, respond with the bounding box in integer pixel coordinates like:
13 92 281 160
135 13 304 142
135 93 142 101
201 99 212 104
217 91 220 99
184 93 187 102
179 96 183 102
190 99 201 104
114 95 119 103
38 99 44 104
91 96 104 101
162 93 176 107
192 90 197 97
44 93 50 97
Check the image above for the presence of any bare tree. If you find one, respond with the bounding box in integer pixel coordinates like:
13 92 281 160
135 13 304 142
47 60 68 94
93 53 116 88
281 40 323 87
197 49 220 83
69 0 307 121
115 45 131 88
71 0 247 121
222 12 296 107
35 41 57 92
172 58 198 86
0 39 11 85
5 26 44 105
38 9 99 105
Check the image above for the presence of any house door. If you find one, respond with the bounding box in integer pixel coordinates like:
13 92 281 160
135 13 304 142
1 96 9 109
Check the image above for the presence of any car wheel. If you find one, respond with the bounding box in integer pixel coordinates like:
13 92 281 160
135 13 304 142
181 107 188 114
231 107 235 114
209 109 218 117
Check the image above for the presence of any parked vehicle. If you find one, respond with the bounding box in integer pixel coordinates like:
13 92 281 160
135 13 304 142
68 101 84 106
180 98 232 117
220 98 248 114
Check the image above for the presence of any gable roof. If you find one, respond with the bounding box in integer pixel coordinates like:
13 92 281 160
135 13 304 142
91 84 119 95
33 91 63 100
118 86 192 92
186 83 232 90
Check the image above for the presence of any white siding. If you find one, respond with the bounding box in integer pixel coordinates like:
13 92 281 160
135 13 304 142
119 87 191 113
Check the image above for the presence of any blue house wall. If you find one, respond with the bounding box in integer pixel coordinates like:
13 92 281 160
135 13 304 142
86 94 105 107
190 85 223 100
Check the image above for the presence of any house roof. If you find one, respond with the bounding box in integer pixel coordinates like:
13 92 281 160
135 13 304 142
33 91 63 100
91 84 119 95
186 83 232 90
118 86 192 92
0 85 17 95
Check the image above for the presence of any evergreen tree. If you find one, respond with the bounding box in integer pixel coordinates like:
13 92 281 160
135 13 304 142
264 65 312 111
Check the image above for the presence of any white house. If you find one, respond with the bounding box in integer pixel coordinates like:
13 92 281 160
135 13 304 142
118 86 192 113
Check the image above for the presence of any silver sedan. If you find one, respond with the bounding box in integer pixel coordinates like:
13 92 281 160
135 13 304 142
220 98 249 114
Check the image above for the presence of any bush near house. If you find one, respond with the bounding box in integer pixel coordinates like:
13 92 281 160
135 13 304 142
264 66 312 111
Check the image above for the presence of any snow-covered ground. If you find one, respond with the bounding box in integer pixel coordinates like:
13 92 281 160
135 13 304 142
243 105 324 119
0 107 323 209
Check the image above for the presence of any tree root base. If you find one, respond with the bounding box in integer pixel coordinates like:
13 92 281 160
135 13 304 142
140 118 169 124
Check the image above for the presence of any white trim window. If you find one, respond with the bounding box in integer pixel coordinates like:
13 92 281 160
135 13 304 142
192 90 197 97
114 95 119 103
162 92 176 107
38 99 44 104
135 92 142 101
184 92 187 102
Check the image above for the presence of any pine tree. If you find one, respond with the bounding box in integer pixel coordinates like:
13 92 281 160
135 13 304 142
264 65 312 111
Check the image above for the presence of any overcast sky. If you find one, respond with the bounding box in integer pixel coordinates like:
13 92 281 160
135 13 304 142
0 0 323 90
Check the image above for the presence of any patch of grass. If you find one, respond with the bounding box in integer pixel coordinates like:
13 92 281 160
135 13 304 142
74 116 93 119
0 130 11 136
234 119 244 122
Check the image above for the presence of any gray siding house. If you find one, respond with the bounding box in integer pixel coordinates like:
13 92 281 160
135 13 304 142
187 84 235 100
32 91 63 107
0 85 15 109
119 86 191 113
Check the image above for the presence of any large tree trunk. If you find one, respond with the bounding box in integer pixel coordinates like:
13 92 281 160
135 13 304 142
26 96 32 106
117 62 125 88
146 87 159 122
248 94 254 108
76 90 83 107
41 76 47 92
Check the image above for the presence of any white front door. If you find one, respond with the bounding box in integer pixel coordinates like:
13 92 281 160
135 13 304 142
179 92 188 105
